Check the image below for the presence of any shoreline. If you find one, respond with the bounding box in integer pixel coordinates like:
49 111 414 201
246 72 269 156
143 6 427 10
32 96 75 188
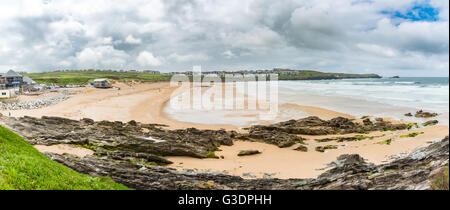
1 81 448 179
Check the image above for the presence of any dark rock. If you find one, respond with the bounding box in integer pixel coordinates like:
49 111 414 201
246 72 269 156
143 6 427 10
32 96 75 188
423 120 439 126
240 116 408 140
294 145 308 152
316 145 338 153
238 150 260 156
81 118 95 124
237 128 305 148
363 118 372 126
3 116 236 159
415 110 438 118
318 154 375 181
95 150 173 165
404 113 413 117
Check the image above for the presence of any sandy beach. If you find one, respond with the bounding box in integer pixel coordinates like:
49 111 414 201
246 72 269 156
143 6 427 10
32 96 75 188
2 82 448 179
168 125 448 179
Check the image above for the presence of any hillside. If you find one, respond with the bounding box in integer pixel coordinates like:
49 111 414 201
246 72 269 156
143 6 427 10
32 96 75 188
24 70 381 85
278 70 381 80
0 125 129 190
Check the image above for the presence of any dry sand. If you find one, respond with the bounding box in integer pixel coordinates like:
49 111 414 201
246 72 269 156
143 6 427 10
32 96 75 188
2 82 236 130
2 82 448 179
168 125 448 179
34 144 94 158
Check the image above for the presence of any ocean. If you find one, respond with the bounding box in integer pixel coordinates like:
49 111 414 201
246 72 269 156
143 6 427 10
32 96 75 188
279 77 449 125
165 77 449 126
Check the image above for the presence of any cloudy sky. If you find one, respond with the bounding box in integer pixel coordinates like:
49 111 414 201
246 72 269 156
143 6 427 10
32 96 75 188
0 0 448 76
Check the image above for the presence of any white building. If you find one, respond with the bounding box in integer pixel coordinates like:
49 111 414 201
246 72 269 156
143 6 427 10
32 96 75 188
93 78 112 88
0 89 14 99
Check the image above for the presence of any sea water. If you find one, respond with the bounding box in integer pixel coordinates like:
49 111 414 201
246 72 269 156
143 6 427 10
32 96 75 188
279 77 449 125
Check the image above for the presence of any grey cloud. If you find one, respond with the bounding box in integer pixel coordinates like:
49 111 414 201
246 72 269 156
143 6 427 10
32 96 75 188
0 0 448 77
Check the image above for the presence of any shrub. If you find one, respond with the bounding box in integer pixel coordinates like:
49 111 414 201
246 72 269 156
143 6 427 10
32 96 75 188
431 166 449 190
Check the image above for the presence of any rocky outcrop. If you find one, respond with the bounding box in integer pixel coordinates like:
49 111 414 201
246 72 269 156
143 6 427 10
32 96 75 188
43 136 449 190
316 145 338 153
245 116 407 136
3 116 237 161
238 150 260 156
423 120 439 126
294 145 308 152
236 128 305 148
415 110 438 118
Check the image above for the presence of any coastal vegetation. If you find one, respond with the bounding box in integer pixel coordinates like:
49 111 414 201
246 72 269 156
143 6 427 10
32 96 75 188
423 120 439 127
400 132 425 138
407 123 419 130
430 166 449 190
24 69 382 85
0 126 129 190
204 151 219 159
315 145 338 152
375 139 392 145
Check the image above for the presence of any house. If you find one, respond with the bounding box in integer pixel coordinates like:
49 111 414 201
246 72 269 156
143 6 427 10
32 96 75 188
272 68 300 75
0 70 24 88
0 89 14 99
143 70 160 74
21 77 42 94
93 78 112 88
23 76 37 85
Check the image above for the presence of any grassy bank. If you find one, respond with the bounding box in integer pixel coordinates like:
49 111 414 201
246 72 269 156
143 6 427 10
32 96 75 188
0 126 129 190
25 70 381 85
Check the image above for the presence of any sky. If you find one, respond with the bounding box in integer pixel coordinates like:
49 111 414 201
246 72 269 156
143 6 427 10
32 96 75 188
0 0 448 77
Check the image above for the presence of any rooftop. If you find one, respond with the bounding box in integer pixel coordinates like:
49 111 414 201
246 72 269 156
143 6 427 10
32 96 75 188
1 70 23 77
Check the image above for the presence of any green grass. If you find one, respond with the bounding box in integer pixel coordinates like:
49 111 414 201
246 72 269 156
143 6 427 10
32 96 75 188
375 139 393 145
407 123 419 130
423 122 438 127
24 70 172 85
400 132 424 138
204 151 219 159
431 166 449 190
0 126 130 190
